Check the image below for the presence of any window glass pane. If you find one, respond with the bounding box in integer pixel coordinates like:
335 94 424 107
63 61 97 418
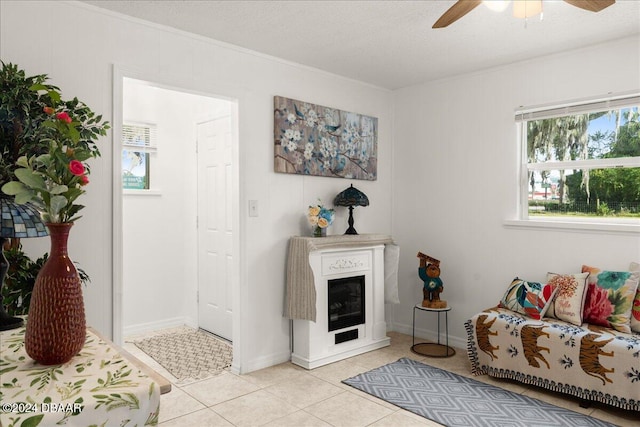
122 150 150 190
527 168 640 218
527 107 639 163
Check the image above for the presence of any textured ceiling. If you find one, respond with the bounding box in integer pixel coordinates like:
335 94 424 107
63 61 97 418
82 0 640 89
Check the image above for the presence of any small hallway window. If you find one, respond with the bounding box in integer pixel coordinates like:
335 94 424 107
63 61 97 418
122 123 157 190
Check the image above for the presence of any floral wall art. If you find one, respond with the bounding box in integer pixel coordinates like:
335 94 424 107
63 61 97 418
274 96 378 180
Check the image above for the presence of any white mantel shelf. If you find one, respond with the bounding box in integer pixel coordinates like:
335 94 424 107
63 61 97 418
294 233 394 248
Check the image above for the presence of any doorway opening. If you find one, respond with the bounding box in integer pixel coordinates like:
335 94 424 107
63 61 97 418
114 75 239 362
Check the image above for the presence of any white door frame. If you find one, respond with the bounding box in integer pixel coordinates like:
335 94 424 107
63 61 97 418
112 65 245 373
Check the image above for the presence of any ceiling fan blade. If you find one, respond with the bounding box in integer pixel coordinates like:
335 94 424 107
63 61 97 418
563 0 615 12
433 0 483 28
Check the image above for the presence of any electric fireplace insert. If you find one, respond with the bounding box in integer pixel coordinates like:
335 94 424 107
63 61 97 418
327 275 365 332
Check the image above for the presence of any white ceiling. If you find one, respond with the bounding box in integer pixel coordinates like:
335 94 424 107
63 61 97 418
82 0 640 90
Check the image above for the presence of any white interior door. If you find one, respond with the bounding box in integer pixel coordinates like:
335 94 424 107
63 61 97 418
197 117 233 340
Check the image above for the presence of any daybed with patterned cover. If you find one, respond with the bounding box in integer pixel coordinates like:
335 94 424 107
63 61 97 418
466 264 640 412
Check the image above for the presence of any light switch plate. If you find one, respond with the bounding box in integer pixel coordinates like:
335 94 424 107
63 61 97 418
249 200 258 217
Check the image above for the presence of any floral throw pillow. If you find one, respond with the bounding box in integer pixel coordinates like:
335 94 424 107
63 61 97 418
630 262 640 333
582 265 640 333
500 278 557 320
545 272 589 326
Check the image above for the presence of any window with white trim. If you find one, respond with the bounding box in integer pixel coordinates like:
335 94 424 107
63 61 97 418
122 123 157 190
516 94 640 222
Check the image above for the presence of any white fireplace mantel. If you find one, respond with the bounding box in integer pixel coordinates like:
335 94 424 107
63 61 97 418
285 234 398 322
288 239 392 369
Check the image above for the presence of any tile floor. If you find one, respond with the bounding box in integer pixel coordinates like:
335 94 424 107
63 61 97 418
123 330 638 426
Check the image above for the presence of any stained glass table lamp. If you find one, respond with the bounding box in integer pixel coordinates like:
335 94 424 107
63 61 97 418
334 184 369 235
0 196 48 331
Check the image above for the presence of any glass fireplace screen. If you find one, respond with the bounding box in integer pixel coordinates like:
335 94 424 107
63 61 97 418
328 275 365 332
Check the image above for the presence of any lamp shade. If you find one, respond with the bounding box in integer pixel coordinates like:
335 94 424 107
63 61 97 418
334 184 369 235
1 196 48 331
1 197 48 238
333 184 369 207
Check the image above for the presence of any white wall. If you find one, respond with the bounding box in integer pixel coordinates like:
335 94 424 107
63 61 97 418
122 80 230 335
1 1 393 373
392 36 640 348
6 0 635 372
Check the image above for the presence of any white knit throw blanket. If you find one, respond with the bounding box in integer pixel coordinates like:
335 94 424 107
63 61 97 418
285 234 399 321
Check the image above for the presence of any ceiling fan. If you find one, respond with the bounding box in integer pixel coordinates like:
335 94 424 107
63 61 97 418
433 0 615 28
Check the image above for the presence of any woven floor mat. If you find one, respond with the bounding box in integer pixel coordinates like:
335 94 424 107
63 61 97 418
134 329 232 383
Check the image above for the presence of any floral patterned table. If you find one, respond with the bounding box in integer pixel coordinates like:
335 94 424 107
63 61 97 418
0 326 160 426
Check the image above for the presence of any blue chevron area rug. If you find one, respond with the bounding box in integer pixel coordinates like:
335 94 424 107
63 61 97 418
343 358 616 427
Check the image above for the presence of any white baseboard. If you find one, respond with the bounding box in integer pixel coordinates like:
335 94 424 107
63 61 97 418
234 349 292 375
184 316 198 329
123 316 196 338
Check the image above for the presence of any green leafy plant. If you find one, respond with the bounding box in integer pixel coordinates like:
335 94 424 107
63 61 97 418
0 63 99 315
0 231 93 320
596 201 612 216
1 247 46 316
2 84 109 223
1 244 90 316
0 62 57 186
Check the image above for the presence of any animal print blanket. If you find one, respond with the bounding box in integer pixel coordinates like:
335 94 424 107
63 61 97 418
466 307 640 411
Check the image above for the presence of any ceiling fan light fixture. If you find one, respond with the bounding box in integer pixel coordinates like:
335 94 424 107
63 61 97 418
513 0 543 18
433 0 613 29
483 0 510 13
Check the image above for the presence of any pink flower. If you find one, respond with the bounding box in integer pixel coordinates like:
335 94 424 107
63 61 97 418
69 160 85 176
633 296 640 321
43 106 55 115
583 284 613 326
79 175 89 186
56 111 72 123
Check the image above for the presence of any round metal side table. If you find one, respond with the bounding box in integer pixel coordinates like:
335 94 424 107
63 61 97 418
411 304 455 358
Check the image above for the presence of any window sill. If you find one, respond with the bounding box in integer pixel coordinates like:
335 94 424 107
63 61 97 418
123 189 162 196
503 218 640 235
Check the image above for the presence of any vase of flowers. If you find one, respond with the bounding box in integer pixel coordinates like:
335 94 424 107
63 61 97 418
1 84 109 364
308 202 335 237
25 222 85 364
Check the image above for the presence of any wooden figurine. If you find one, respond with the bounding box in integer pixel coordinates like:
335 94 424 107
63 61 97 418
417 252 447 309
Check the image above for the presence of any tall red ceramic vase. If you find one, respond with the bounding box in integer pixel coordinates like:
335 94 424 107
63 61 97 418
25 222 86 365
